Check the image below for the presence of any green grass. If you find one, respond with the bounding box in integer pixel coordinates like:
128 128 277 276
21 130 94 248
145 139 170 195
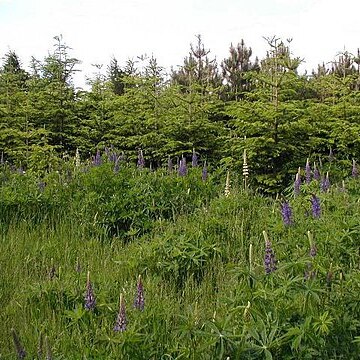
1 162 360 359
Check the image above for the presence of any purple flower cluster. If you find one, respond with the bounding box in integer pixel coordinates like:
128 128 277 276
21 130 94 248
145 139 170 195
191 149 198 167
84 272 96 311
134 275 145 311
93 150 102 166
281 201 293 226
167 156 173 173
313 162 320 181
310 194 321 219
137 150 145 168
178 157 187 176
114 294 127 332
263 231 277 274
202 162 208 182
11 328 26 360
320 172 330 192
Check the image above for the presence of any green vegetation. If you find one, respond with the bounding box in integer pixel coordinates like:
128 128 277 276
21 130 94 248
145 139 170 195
1 35 360 192
1 156 360 359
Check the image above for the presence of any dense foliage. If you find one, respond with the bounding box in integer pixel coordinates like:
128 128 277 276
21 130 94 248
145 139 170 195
1 35 360 192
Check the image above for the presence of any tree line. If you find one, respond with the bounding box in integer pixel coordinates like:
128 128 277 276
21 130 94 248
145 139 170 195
1 34 360 191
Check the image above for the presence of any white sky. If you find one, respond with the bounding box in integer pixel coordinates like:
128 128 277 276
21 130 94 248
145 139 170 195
0 0 359 89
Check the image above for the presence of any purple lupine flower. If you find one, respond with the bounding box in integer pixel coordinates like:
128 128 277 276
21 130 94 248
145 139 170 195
202 162 208 182
192 148 198 167
310 194 321 219
313 162 320 181
294 171 301 196
352 159 358 178
167 156 173 173
84 271 96 311
134 275 145 311
309 244 317 258
11 328 26 360
263 231 277 275
178 157 187 176
137 150 145 168
114 294 127 332
305 158 311 184
93 150 102 166
328 148 334 162
320 172 330 192
281 201 293 226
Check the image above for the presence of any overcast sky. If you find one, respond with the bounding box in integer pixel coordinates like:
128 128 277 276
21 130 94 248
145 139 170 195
0 0 359 88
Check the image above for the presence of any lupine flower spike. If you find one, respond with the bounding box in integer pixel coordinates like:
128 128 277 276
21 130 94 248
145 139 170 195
281 201 293 226
75 148 81 167
134 275 145 311
224 171 231 197
178 156 187 176
294 170 301 196
329 147 334 162
263 231 277 274
352 159 358 178
114 293 127 332
11 328 26 360
167 156 173 173
84 271 96 311
321 172 330 192
243 149 249 189
137 150 145 168
305 158 311 184
310 194 321 219
313 162 320 181
202 161 208 182
93 150 102 166
192 148 198 167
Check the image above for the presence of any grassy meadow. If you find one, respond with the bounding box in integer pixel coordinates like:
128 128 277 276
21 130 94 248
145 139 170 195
1 155 360 359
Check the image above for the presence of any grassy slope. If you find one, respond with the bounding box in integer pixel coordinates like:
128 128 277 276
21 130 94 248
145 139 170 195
1 165 360 359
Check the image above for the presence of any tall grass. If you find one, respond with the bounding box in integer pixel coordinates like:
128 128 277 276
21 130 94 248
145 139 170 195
1 161 360 359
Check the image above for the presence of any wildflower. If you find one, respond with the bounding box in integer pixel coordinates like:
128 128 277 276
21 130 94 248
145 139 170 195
167 156 173 173
191 148 198 167
114 294 127 332
328 147 334 162
281 201 293 226
313 162 320 181
305 158 311 184
320 172 330 192
310 194 321 219
93 150 102 166
202 161 208 182
75 148 81 167
178 157 187 176
137 149 145 168
308 231 316 257
224 171 231 197
294 169 301 196
134 275 145 311
11 328 26 360
243 149 249 189
263 231 277 274
352 159 358 178
84 271 96 311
